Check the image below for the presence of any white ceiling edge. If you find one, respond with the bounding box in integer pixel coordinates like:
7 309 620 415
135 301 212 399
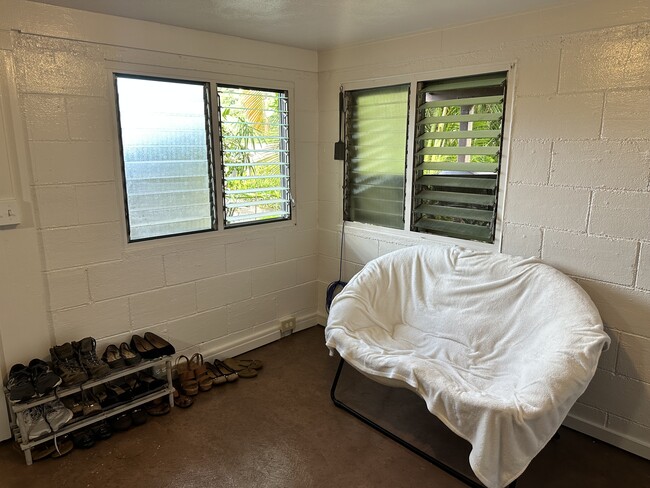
25 0 587 51
3 0 319 73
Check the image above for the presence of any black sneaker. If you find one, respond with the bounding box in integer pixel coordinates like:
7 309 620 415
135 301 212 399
28 359 62 395
50 343 88 386
73 337 110 379
7 364 35 403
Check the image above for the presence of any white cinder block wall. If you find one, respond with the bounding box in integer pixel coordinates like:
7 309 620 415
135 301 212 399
317 0 650 457
0 0 649 460
0 0 320 367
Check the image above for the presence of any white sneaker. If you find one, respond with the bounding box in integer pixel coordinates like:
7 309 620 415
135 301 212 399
22 406 51 440
43 400 73 432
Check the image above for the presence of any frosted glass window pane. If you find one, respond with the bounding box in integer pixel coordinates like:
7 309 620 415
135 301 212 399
115 76 213 241
345 85 409 230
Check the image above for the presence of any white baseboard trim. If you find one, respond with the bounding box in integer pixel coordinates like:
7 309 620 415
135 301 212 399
563 414 650 460
202 313 321 362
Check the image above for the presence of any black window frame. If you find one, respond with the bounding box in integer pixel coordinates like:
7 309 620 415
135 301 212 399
113 73 292 243
342 70 510 246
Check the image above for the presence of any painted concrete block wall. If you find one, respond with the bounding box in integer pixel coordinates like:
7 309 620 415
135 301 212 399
0 2 320 367
317 0 650 456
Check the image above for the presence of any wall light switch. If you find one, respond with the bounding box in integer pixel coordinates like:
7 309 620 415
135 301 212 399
0 199 21 226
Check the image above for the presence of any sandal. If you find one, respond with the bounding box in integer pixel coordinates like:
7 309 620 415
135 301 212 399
50 435 73 458
173 388 194 408
213 359 239 382
175 356 199 396
223 358 261 378
189 353 213 392
146 398 170 416
223 358 263 371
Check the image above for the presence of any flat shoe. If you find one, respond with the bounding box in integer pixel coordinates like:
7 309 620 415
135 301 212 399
213 360 238 382
130 335 157 360
102 344 126 370
120 342 142 366
206 362 228 385
144 332 176 356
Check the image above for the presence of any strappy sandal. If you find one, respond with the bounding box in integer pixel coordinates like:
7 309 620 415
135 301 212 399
213 359 239 382
189 353 213 392
175 355 199 396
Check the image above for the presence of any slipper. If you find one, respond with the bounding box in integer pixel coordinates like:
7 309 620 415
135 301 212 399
223 358 263 371
213 360 238 382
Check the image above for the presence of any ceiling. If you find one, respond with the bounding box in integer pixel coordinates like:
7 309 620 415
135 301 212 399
28 0 581 51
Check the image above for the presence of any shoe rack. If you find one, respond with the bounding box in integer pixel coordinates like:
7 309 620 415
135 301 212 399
3 356 174 465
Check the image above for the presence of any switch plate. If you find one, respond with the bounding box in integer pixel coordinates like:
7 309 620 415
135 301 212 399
0 199 21 226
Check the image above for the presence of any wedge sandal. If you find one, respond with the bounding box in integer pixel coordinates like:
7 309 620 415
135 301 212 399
175 356 199 396
189 353 213 392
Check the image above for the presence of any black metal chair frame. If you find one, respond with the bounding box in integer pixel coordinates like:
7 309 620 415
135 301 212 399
330 358 518 488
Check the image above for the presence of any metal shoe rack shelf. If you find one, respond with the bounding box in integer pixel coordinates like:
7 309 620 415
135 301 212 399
3 356 174 465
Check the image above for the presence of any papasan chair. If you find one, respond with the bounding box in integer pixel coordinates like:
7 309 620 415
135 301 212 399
325 245 609 488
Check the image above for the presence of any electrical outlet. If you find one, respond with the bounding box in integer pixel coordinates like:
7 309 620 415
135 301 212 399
0 199 20 226
280 317 296 336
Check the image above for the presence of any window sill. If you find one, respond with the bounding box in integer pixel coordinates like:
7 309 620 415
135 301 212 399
122 217 296 254
342 221 501 254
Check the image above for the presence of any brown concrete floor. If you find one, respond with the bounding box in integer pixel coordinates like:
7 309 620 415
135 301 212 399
0 326 648 488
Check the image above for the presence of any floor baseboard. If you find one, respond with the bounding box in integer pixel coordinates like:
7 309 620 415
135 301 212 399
563 414 650 460
201 313 321 362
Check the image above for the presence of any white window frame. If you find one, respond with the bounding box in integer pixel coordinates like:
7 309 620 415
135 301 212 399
341 62 516 252
107 63 296 247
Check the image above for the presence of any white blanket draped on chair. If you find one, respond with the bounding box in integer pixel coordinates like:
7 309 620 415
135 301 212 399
326 245 609 488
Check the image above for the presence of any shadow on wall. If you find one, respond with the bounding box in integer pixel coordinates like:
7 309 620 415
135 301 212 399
579 339 646 435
